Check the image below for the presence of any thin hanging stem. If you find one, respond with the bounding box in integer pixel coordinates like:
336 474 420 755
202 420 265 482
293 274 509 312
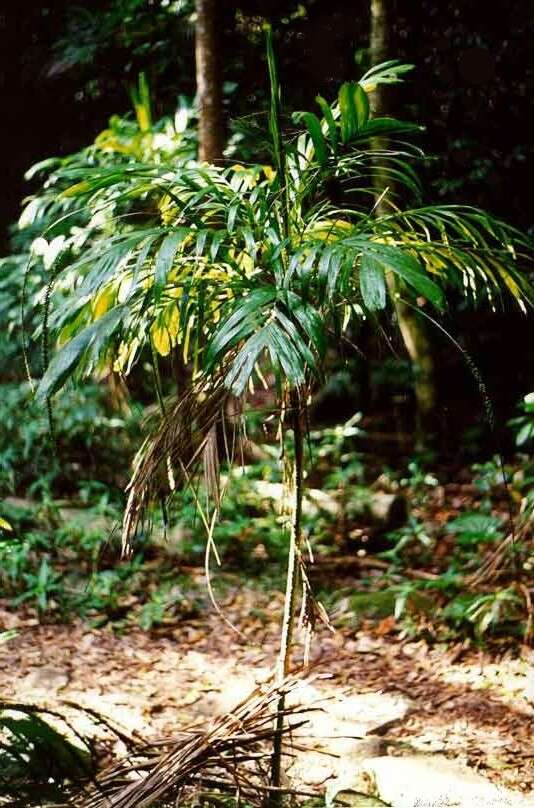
270 391 304 807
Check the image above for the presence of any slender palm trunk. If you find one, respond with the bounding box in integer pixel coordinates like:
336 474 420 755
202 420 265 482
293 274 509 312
270 394 304 806
370 0 437 447
195 0 223 163
264 31 306 805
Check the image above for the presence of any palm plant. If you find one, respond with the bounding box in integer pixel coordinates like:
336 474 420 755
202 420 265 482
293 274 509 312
29 27 531 799
15 75 196 419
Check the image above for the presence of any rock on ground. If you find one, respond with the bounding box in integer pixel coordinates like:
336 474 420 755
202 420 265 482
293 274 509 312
283 683 412 788
327 754 532 808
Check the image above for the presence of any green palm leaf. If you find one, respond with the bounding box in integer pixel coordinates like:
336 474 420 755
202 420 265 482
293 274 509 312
37 307 124 400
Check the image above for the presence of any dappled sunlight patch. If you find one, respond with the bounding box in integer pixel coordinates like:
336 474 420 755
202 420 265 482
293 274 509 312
437 656 534 707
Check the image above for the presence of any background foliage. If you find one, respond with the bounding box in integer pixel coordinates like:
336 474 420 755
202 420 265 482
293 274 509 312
0 0 532 643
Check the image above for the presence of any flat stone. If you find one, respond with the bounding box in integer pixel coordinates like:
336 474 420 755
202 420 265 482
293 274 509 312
327 692 411 735
289 735 383 788
151 522 193 554
329 793 388 807
283 684 411 788
58 507 113 534
327 755 531 808
23 665 69 692
3 496 35 511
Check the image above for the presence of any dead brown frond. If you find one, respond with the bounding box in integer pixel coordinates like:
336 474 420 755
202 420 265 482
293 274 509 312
122 374 232 552
466 496 533 588
77 677 311 808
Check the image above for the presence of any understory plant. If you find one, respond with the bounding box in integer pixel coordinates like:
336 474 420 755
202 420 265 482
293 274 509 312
24 26 533 802
509 391 534 448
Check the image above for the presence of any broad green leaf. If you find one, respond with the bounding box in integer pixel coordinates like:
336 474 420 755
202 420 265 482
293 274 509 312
355 117 423 140
283 291 326 358
0 711 91 777
195 229 209 257
223 297 319 394
315 95 338 154
37 308 123 400
210 230 227 261
268 321 308 385
361 244 445 310
448 513 503 540
154 229 187 300
339 82 370 142
241 226 257 261
131 234 159 294
205 287 276 369
318 246 345 299
360 254 387 310
354 85 370 129
226 326 272 395
318 246 332 282
265 24 284 179
227 199 240 234
273 308 316 369
338 82 358 144
37 330 94 401
517 422 534 446
293 111 328 166
359 60 414 90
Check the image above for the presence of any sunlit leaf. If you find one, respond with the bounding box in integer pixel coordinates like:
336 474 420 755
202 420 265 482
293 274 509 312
154 229 188 301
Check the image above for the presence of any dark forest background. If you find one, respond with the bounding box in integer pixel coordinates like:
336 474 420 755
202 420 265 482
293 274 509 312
1 0 533 447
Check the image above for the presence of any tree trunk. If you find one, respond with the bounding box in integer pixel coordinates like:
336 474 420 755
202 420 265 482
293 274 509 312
395 306 437 447
270 393 304 807
370 0 438 448
195 0 224 163
370 0 389 87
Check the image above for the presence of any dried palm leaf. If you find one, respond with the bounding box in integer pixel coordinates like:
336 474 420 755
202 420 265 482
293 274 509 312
122 374 232 552
78 677 311 808
466 495 533 587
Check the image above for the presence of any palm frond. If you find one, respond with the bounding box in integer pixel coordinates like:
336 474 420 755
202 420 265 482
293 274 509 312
122 374 230 551
78 676 309 808
367 205 533 309
206 287 326 395
20 56 532 557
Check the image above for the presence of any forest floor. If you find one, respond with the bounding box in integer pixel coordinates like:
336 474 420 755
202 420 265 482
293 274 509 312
2 575 533 804
2 442 533 805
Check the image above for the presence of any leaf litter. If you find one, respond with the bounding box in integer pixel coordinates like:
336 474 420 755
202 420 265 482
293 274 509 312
1 577 533 801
